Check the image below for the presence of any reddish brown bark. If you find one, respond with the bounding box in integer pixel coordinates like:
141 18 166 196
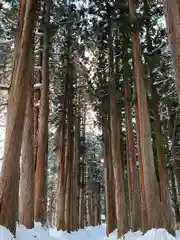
34 2 50 224
56 65 69 231
102 114 116 236
72 103 80 230
150 87 173 229
163 0 180 104
129 0 162 228
34 35 43 168
0 0 37 234
65 63 74 232
107 5 128 236
19 50 34 228
94 183 101 226
56 117 67 230
79 162 85 228
134 82 148 230
124 78 141 231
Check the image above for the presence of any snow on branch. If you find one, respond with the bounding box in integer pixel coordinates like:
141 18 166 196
34 83 41 90
0 39 13 44
0 85 9 90
34 66 42 71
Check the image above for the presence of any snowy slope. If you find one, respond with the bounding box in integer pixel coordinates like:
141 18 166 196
0 223 179 240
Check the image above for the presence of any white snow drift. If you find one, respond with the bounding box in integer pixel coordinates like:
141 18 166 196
0 223 179 240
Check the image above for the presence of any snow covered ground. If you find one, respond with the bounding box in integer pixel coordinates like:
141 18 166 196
0 223 179 240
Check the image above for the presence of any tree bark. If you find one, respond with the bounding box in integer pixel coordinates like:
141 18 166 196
150 86 173 229
170 167 180 222
134 81 148 230
94 183 101 226
64 62 74 231
163 0 180 104
79 161 85 228
107 4 128 237
129 0 162 228
19 48 34 228
73 103 80 230
34 35 43 170
79 115 85 229
124 77 141 231
34 1 50 224
0 0 37 234
102 114 116 235
56 61 69 231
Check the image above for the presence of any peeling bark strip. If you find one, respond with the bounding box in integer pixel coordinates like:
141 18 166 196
0 0 38 235
34 1 50 224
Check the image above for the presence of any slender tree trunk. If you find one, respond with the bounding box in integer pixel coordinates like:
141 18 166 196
134 82 148 230
56 65 68 231
129 0 162 228
73 103 80 230
151 87 173 229
107 4 128 237
168 105 180 202
79 161 85 228
102 114 116 235
170 167 180 222
56 116 66 230
19 48 34 228
91 193 95 226
34 1 50 223
79 115 85 229
124 78 141 231
163 0 180 104
107 114 117 230
34 35 43 169
98 37 116 234
94 183 101 225
65 63 74 232
0 1 37 234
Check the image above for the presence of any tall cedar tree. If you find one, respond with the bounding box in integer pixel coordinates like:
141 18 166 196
35 1 50 223
0 0 37 234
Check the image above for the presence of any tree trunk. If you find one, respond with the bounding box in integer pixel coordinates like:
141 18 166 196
170 167 180 222
134 81 148 230
64 62 74 232
56 61 69 231
34 35 43 170
0 0 37 234
34 1 50 224
124 78 141 231
73 103 80 230
163 0 180 104
79 161 85 228
107 4 128 237
151 86 173 229
102 114 116 235
94 183 101 226
129 0 162 228
19 49 34 228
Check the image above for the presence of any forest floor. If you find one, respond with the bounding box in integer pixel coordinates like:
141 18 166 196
0 223 179 240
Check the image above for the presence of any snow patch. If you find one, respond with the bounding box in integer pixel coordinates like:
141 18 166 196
138 229 176 240
0 224 178 240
